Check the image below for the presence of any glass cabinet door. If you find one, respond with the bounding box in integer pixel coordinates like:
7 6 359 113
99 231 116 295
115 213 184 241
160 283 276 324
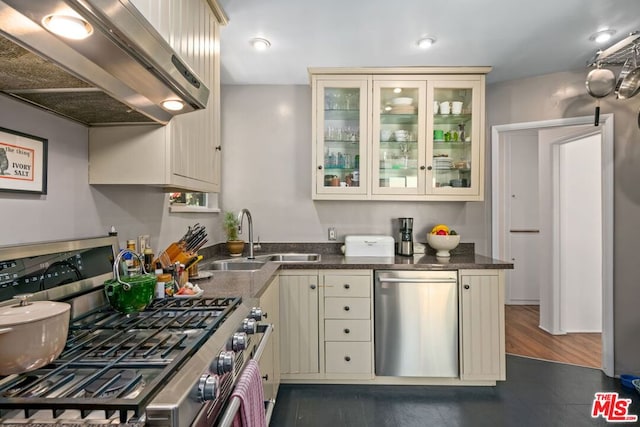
372 79 426 195
426 80 482 197
315 79 369 196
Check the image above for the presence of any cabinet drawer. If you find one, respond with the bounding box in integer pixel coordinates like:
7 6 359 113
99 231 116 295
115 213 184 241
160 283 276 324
325 319 371 341
324 275 370 297
324 297 370 319
325 342 372 374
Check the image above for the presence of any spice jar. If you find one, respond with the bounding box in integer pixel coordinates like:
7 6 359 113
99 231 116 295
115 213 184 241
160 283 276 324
156 273 174 298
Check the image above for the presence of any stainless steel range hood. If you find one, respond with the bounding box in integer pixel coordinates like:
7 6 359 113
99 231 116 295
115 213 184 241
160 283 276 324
0 0 210 126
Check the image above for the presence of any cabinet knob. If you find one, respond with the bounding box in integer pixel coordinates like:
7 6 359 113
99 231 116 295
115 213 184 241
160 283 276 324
420 165 426 170
344 328 350 334
263 312 268 319
344 356 351 362
343 283 350 289
262 374 269 381
344 306 350 311
310 284 317 290
318 165 323 170
427 165 433 171
464 284 470 290
215 145 222 151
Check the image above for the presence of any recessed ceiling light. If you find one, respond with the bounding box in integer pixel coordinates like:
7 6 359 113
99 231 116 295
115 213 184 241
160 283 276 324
589 29 616 44
250 37 271 51
42 14 93 40
162 100 184 111
417 36 437 49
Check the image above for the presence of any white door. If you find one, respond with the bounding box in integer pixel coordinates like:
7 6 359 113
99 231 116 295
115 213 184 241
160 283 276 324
505 131 540 304
492 115 614 376
557 134 602 332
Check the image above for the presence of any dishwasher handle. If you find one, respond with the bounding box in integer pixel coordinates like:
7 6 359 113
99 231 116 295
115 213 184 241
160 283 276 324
377 277 457 284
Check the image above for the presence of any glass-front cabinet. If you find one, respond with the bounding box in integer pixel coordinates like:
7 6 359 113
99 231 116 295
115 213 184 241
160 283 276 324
427 79 482 198
311 68 489 201
372 79 426 196
313 78 370 198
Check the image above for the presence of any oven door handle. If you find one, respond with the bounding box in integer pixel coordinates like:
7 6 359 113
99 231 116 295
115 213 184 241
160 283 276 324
252 323 273 361
218 323 274 427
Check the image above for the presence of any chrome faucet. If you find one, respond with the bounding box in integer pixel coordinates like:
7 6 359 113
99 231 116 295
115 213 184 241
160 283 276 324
236 208 255 259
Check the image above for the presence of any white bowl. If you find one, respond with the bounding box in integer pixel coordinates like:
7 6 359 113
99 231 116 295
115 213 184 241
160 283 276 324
426 234 461 257
392 97 413 105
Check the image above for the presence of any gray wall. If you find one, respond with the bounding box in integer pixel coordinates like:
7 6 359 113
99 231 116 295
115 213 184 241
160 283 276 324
486 70 640 376
3 67 639 375
0 95 223 252
220 85 490 252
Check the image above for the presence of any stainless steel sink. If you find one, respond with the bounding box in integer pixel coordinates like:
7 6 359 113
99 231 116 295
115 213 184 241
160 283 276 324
203 253 320 272
260 253 321 262
207 260 266 271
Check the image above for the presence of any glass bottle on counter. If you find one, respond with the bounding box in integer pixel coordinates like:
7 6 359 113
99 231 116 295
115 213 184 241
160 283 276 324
123 239 139 275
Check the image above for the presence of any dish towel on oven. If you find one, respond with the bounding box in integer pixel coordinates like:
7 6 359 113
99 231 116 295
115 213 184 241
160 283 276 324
232 359 266 427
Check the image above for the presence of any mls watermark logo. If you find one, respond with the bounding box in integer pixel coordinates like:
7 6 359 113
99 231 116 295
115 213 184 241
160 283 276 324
591 392 638 423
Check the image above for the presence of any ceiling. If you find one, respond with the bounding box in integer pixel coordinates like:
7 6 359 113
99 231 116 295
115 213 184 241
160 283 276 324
217 0 640 85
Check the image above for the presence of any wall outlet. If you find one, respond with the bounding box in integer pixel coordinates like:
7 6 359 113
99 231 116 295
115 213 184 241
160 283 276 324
328 227 337 241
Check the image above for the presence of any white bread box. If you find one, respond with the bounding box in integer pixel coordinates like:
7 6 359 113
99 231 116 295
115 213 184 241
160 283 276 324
344 235 395 257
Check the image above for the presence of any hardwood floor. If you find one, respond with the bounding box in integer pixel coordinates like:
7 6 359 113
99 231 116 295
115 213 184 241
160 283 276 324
505 305 601 368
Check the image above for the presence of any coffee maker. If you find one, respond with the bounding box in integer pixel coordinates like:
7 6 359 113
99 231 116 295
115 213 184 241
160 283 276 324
397 217 414 256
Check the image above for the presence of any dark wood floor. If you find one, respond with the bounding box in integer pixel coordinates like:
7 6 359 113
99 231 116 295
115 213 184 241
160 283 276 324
271 356 634 427
505 305 601 368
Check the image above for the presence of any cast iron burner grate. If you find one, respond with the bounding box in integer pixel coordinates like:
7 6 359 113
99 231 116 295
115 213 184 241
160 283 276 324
0 297 241 423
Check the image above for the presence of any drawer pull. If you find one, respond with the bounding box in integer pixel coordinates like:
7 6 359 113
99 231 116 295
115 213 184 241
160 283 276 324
344 328 350 334
344 306 350 311
343 283 350 289
344 356 351 362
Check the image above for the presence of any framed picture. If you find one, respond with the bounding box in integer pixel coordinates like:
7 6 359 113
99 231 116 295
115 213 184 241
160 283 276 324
0 127 48 194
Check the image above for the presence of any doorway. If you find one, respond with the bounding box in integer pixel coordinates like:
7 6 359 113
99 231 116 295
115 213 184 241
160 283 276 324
491 115 614 376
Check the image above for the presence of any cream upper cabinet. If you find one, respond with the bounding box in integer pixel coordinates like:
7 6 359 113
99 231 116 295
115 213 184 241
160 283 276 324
88 0 221 193
372 78 427 197
310 68 490 201
312 76 370 199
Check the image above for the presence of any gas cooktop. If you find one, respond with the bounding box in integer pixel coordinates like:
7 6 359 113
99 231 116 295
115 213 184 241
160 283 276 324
0 297 241 424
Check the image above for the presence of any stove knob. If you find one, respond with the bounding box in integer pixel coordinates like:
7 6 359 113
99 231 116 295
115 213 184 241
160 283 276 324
213 350 235 375
242 318 257 334
197 374 220 402
249 307 263 321
231 332 248 351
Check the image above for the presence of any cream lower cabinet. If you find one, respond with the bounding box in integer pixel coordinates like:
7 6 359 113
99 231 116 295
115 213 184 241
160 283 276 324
258 276 280 402
459 269 506 381
279 271 319 376
279 269 373 381
321 270 374 379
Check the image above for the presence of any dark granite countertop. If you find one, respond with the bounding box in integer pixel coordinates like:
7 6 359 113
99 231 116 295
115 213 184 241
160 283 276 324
193 242 513 301
278 253 512 270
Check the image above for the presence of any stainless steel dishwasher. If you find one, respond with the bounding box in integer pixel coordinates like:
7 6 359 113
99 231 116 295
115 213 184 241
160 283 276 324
375 270 459 377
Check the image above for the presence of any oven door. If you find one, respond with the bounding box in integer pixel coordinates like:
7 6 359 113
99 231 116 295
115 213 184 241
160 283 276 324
214 323 274 427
